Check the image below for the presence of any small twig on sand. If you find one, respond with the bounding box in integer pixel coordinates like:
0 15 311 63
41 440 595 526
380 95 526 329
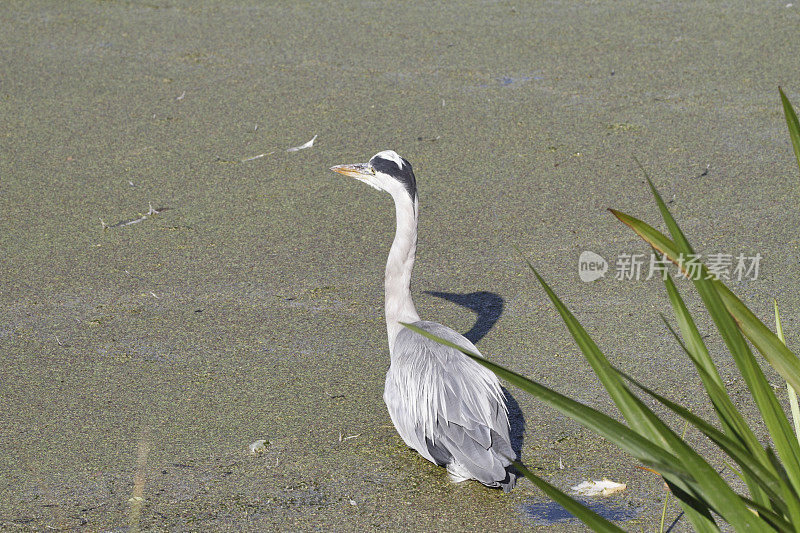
102 203 168 229
242 153 268 162
119 216 147 227
343 434 360 441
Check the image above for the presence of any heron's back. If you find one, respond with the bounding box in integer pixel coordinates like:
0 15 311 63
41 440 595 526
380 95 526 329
384 321 516 491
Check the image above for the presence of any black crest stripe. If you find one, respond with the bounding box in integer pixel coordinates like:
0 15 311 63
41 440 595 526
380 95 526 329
370 154 417 200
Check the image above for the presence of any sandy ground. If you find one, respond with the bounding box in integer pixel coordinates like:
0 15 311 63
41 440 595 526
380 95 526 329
2 1 800 530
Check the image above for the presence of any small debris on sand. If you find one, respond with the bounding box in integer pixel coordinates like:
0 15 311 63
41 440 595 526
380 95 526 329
101 203 168 230
249 439 269 455
286 134 317 152
571 478 627 497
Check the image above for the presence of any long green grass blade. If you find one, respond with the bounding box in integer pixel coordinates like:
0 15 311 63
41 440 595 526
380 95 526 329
517 252 670 448
661 276 759 446
779 87 800 173
775 305 800 533
613 169 800 498
512 461 627 532
721 285 800 407
660 422 689 533
663 312 773 457
643 163 800 493
764 446 800 532
778 473 800 533
664 483 720 533
615 366 789 512
640 160 779 433
517 259 770 530
662 272 724 388
610 208 800 397
659 483 670 533
662 273 772 507
611 207 800 495
775 300 800 446
739 496 797 533
661 316 781 488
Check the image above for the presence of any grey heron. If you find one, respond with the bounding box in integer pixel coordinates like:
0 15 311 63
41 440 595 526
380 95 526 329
330 150 517 492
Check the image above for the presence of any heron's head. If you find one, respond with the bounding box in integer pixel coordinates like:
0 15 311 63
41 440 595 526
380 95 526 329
330 150 417 201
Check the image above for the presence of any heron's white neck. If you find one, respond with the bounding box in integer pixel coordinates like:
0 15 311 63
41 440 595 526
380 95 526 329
385 192 420 355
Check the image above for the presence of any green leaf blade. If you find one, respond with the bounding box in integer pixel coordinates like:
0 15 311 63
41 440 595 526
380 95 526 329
662 273 773 507
613 179 800 499
517 260 770 530
779 87 800 174
615 366 789 515
775 300 800 447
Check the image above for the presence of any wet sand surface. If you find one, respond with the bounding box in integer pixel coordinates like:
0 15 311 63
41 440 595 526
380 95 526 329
2 1 800 530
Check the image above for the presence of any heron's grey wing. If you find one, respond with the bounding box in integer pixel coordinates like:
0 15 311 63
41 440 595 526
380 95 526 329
387 321 516 490
385 367 444 465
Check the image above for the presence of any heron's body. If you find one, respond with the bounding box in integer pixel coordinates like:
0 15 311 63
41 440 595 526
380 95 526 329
386 321 515 489
331 151 516 492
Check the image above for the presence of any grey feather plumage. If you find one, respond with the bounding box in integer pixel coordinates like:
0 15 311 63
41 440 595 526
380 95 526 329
385 321 517 492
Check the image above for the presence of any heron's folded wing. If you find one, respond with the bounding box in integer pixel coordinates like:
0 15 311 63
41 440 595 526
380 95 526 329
392 322 515 474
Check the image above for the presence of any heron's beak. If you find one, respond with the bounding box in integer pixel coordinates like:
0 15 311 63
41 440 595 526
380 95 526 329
329 163 374 180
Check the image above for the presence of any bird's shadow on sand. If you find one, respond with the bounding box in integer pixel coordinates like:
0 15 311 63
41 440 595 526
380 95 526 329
425 290 525 460
425 290 502 345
